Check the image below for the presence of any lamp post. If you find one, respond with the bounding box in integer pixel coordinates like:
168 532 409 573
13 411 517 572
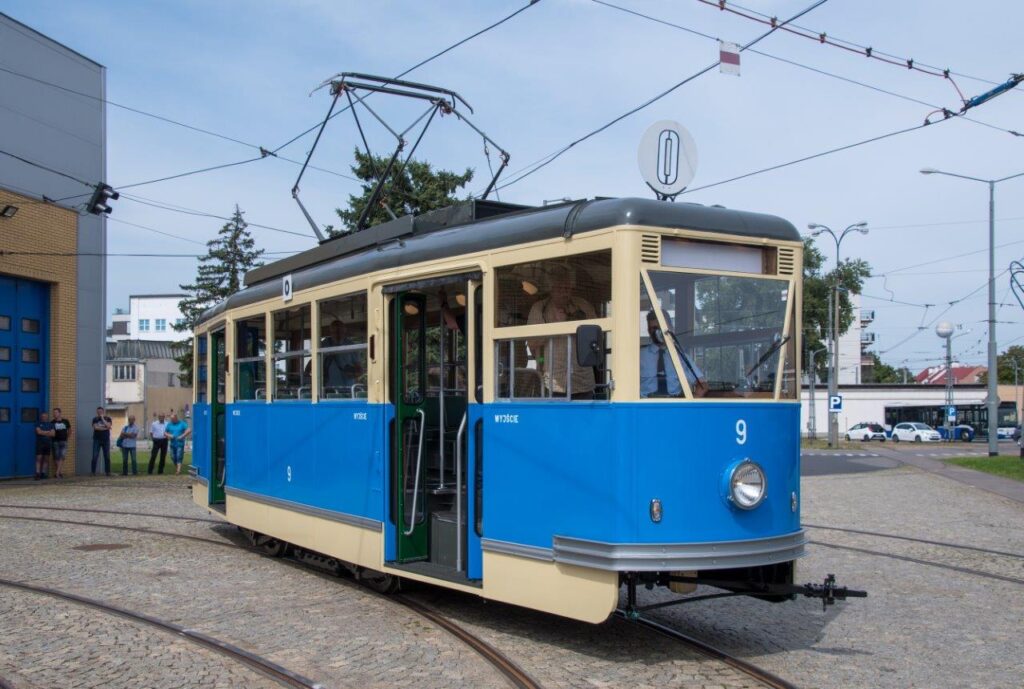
936 322 955 442
920 168 1024 455
807 347 827 439
808 222 869 447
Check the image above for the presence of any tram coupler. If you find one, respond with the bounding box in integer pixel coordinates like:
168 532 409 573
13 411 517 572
799 573 868 611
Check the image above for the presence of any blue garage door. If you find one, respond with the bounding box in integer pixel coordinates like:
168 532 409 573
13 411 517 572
0 276 49 478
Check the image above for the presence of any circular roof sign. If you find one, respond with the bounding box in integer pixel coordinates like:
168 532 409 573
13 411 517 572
638 120 698 197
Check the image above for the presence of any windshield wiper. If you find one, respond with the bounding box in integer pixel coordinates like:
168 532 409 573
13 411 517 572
665 330 705 387
745 334 791 378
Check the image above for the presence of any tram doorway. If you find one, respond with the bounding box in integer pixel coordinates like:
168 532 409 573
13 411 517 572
209 328 227 507
387 275 478 583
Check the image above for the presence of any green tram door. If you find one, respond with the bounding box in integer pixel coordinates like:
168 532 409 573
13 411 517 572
210 328 227 506
389 278 474 573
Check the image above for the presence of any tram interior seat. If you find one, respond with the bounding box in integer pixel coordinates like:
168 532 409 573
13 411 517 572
513 368 543 398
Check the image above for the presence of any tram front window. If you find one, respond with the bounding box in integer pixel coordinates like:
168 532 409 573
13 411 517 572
642 271 792 399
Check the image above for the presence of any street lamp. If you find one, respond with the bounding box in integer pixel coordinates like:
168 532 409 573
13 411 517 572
808 221 869 448
920 167 1024 455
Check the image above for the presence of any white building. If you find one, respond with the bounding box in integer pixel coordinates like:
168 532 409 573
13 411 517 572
801 383 989 437
108 294 190 342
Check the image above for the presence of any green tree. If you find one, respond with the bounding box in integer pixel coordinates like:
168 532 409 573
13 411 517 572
331 149 473 235
174 206 264 385
863 351 914 384
978 344 1024 385
802 238 872 380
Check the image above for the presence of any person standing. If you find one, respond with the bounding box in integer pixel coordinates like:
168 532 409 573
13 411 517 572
149 413 168 475
51 408 70 479
34 411 55 480
526 268 597 399
91 406 112 476
119 415 139 476
164 412 191 475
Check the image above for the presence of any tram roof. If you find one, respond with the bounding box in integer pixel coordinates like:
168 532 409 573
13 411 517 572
199 197 798 325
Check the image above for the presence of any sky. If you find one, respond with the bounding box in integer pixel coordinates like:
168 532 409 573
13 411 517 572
4 0 1023 373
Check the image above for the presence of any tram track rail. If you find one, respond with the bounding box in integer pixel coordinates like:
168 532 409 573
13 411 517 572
0 577 323 689
804 523 1024 560
614 610 799 689
0 506 545 689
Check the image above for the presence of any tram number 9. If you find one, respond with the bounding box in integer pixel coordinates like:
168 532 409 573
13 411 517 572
736 419 747 445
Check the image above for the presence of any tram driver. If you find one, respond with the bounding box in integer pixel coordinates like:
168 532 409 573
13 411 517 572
640 310 708 398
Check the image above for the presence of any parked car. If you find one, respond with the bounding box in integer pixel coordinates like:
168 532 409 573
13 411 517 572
845 422 887 442
891 422 942 443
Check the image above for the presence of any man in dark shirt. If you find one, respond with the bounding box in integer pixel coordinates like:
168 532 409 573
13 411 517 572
91 406 113 476
51 408 70 479
34 412 55 480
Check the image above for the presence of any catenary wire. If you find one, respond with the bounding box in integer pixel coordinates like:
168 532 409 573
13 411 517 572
0 148 97 189
108 217 208 246
591 1 1020 139
491 0 832 192
118 193 314 238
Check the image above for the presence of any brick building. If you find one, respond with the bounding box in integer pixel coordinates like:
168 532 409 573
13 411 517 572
0 14 106 477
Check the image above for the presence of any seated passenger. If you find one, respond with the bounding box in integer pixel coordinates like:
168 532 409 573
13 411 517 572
320 317 364 391
527 268 596 399
640 311 707 398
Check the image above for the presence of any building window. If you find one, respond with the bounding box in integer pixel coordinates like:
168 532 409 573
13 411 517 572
0 347 9 361
0 316 9 330
0 377 8 392
175 318 186 329
113 364 136 381
318 293 368 400
139 319 150 332
21 318 39 334
21 408 38 423
21 378 39 393
0 408 8 423
272 304 311 400
155 318 167 332
21 348 39 364
168 372 176 387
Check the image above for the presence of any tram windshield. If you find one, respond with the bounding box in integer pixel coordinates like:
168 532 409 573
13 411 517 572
642 270 795 399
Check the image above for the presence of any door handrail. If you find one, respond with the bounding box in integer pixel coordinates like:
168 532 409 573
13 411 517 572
455 410 468 571
403 408 427 536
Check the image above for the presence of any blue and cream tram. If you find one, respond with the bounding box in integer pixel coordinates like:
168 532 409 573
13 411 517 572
189 198 811 622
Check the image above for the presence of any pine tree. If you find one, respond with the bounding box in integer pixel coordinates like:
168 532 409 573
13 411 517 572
174 206 264 384
330 149 473 235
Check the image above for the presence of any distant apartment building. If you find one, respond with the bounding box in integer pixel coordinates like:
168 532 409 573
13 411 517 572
107 294 189 342
105 339 191 435
827 293 875 385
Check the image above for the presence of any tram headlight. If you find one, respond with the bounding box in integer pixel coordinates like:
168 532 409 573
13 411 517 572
727 460 767 510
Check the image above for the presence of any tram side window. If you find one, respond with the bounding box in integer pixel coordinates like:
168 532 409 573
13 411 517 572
493 251 611 400
272 305 311 400
495 333 610 400
235 316 267 401
494 251 612 328
196 335 208 404
318 293 368 400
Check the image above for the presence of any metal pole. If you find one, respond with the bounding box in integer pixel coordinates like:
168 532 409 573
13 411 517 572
825 293 833 445
830 239 841 448
945 334 953 442
809 349 817 439
988 181 998 456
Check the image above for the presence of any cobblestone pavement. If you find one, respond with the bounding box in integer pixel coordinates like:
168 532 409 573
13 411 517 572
0 587 281 689
0 477 757 689
631 466 1024 689
0 468 1021 689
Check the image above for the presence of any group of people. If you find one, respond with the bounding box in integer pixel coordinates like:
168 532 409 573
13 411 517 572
33 407 191 479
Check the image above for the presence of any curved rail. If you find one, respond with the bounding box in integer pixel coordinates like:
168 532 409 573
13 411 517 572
0 508 544 689
394 594 542 689
615 610 798 689
0 578 323 689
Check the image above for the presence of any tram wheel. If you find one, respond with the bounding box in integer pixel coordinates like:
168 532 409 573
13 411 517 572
358 568 399 594
257 536 289 558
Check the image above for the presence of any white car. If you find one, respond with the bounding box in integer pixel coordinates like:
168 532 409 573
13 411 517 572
891 422 942 443
845 423 887 442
